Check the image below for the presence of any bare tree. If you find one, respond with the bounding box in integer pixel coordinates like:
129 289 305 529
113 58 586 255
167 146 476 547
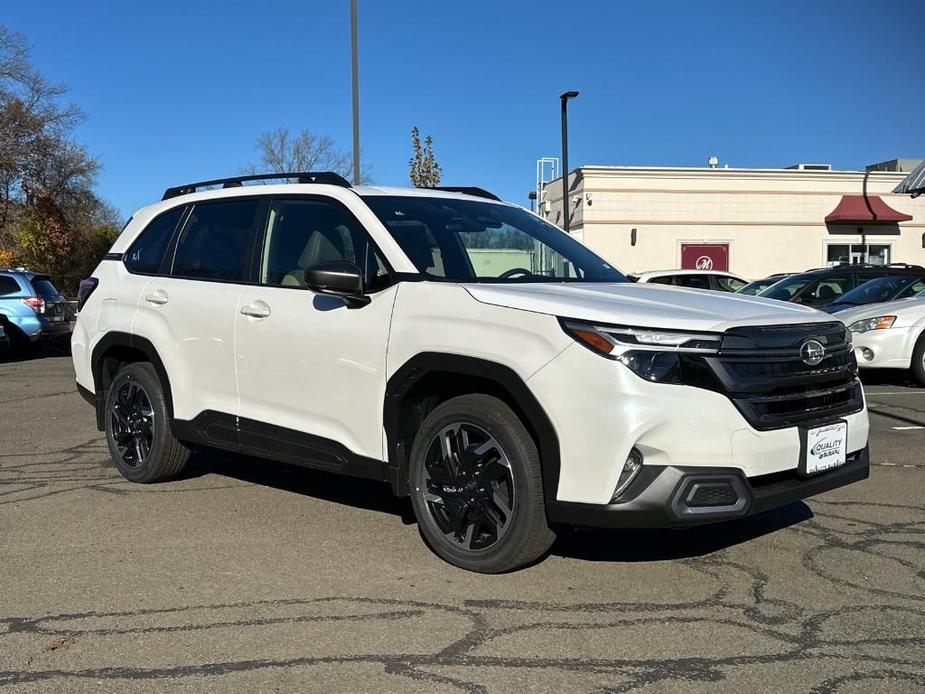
244 128 370 182
0 25 115 293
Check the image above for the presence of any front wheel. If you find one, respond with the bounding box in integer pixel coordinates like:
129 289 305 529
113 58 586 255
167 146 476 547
104 362 190 483
409 394 555 573
911 334 925 387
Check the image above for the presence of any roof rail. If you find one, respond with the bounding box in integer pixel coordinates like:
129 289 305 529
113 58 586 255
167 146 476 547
428 186 501 201
162 171 351 200
804 262 925 272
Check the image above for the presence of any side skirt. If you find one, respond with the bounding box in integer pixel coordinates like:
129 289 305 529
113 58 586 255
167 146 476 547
171 411 386 482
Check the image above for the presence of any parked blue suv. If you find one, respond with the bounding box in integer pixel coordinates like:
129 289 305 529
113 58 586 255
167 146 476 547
0 269 71 355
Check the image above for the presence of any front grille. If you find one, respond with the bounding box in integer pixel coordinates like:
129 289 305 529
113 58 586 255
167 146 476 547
701 322 864 431
724 351 853 379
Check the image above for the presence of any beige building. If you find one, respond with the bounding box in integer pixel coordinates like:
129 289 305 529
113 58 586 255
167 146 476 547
540 162 925 280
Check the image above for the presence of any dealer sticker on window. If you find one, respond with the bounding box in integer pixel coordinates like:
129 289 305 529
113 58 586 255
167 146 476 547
804 422 847 475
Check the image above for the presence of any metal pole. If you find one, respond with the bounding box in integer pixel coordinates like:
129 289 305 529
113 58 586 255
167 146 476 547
351 0 360 186
560 97 569 232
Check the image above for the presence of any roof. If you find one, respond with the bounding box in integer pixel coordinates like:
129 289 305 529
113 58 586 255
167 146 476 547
635 269 744 280
894 159 925 197
824 195 913 224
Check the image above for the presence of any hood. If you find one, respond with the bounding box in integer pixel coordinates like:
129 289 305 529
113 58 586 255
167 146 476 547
463 282 829 332
833 296 925 325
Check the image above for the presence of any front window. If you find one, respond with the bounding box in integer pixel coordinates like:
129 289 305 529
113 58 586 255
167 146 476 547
362 195 626 283
831 275 924 307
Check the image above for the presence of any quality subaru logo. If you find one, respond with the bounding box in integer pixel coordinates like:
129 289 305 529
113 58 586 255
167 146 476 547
800 339 825 366
811 437 843 458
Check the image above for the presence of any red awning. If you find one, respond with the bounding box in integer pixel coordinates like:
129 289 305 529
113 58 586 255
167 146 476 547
825 195 913 224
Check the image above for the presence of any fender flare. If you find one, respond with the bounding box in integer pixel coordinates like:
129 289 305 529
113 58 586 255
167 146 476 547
90 332 175 426
383 352 560 501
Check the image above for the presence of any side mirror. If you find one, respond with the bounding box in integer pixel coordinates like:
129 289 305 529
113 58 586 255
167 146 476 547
305 261 371 308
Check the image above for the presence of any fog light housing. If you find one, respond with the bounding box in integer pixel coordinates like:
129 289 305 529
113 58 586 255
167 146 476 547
860 347 874 361
610 448 643 502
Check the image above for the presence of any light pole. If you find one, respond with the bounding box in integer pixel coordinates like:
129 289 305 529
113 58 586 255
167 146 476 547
560 91 579 231
351 0 360 185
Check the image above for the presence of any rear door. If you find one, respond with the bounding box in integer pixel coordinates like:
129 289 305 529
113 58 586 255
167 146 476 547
135 198 263 431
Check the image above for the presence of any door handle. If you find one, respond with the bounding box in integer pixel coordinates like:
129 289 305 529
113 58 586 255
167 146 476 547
240 302 271 319
145 290 168 305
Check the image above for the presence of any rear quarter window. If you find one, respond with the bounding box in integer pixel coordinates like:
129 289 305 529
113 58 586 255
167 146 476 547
125 207 186 275
30 278 60 299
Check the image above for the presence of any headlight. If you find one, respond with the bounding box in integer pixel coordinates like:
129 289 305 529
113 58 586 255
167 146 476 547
847 316 896 334
560 320 722 384
560 320 722 355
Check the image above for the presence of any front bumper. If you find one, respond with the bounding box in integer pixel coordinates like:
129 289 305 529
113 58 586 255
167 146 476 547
853 327 914 370
547 446 870 529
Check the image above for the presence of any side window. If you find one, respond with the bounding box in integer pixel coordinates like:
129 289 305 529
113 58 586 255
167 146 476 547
808 276 851 303
649 276 675 285
900 280 925 298
125 207 185 275
675 275 711 289
0 276 21 296
260 198 390 290
172 199 261 282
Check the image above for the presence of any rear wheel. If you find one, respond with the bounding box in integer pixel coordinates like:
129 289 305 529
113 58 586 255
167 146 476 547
911 334 925 387
409 394 555 573
104 362 189 483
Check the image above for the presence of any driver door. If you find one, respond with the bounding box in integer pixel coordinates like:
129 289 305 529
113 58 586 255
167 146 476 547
235 195 396 465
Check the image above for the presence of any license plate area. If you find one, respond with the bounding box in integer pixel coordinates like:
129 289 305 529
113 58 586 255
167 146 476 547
799 421 848 477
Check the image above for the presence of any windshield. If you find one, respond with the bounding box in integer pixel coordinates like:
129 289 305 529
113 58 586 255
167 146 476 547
738 279 775 295
362 195 626 283
758 274 813 301
831 275 923 306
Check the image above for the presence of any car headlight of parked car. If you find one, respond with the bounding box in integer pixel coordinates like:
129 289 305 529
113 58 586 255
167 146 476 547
847 316 896 334
560 320 722 383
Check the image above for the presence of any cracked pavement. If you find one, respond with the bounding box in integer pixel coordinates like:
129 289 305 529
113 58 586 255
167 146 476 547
0 351 922 692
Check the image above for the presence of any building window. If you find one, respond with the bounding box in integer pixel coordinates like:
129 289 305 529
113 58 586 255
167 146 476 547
826 243 890 266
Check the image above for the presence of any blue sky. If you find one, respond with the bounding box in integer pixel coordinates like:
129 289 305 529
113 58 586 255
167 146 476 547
5 0 924 218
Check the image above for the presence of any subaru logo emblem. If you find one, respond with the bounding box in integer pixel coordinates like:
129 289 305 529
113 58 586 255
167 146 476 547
800 339 825 366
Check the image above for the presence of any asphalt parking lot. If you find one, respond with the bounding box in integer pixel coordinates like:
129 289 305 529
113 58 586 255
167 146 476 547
0 350 922 693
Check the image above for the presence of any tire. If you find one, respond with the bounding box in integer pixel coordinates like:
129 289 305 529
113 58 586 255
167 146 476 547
104 362 189 483
6 325 36 359
912 334 925 387
409 394 555 573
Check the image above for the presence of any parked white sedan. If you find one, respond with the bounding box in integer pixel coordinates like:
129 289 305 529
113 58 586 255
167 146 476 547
838 294 925 385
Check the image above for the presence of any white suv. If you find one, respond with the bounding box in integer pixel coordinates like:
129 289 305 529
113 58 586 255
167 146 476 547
72 172 870 573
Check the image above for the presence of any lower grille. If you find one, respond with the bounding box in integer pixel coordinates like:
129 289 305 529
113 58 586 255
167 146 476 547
732 379 863 430
687 482 739 507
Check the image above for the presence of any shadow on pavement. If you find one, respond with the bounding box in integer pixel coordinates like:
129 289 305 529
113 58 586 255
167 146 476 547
0 336 72 363
550 502 813 562
182 447 417 524
183 447 813 563
859 368 921 388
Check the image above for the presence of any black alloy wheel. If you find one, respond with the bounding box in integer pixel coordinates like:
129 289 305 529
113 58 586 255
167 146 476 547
109 378 155 467
421 422 515 551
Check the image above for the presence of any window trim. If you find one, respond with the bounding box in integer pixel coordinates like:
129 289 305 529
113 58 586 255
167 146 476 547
252 193 396 293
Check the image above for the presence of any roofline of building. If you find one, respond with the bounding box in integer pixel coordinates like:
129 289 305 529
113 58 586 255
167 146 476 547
576 165 907 177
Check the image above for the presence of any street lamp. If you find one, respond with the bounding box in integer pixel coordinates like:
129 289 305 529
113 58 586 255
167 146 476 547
351 0 360 186
560 91 579 231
